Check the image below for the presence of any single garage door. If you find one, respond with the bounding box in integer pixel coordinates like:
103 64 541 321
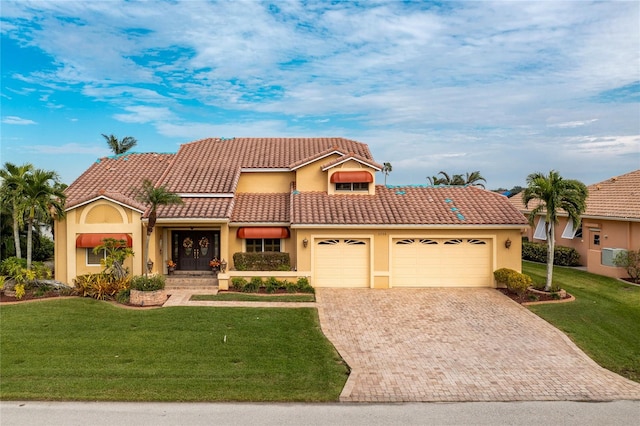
392 238 492 287
314 239 369 287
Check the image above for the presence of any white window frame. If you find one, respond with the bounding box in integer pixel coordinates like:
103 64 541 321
86 248 106 266
561 221 578 239
533 218 547 240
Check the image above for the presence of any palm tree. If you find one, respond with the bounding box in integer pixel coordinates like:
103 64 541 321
21 168 66 269
382 162 392 185
463 171 486 188
523 170 587 291
135 179 183 276
102 133 138 155
0 162 34 259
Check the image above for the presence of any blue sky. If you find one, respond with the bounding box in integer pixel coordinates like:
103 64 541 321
1 0 639 189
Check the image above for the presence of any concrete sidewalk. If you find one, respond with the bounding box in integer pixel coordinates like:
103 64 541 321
162 290 316 308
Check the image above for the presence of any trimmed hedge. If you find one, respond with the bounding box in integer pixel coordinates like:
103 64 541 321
493 268 532 296
233 252 291 271
228 276 315 294
522 241 581 266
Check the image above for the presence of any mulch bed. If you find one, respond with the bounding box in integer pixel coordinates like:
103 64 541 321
1 291 70 304
497 288 572 304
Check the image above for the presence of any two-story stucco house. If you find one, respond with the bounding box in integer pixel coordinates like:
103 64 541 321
55 137 528 289
510 169 640 279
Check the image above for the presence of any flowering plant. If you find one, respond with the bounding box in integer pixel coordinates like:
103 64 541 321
199 237 209 248
209 258 221 268
183 237 193 249
167 259 176 268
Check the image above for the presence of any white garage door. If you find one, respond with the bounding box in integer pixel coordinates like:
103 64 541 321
314 239 369 287
392 238 492 287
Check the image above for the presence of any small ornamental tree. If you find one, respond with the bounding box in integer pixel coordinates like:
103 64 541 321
613 249 640 284
93 237 134 281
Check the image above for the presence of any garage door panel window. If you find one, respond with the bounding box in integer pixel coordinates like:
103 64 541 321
467 239 486 245
444 239 462 245
246 238 281 252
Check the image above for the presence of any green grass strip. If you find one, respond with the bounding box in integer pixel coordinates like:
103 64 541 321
190 293 315 302
0 298 347 401
523 261 640 382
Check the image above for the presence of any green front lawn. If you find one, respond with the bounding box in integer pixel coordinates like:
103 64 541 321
0 299 348 401
191 293 315 302
523 261 640 382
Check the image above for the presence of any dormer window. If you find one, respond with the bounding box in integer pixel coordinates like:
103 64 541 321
331 171 373 192
336 182 369 191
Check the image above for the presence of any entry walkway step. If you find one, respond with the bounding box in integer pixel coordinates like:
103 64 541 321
165 271 218 291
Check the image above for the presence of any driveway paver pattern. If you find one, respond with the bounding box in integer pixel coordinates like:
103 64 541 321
315 288 640 402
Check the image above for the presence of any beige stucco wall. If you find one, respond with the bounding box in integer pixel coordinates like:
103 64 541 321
55 199 144 285
236 172 294 193
529 215 639 279
295 155 341 192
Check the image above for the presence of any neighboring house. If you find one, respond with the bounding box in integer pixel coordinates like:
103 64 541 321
510 170 640 279
55 137 528 289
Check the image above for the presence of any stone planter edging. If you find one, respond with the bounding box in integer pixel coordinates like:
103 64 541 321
130 289 168 306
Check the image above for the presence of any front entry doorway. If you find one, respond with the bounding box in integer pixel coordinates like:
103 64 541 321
172 230 220 271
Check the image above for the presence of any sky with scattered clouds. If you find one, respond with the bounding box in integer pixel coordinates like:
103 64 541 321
1 0 638 189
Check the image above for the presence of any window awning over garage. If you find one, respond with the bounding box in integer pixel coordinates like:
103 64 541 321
330 171 373 183
236 227 290 239
76 233 133 248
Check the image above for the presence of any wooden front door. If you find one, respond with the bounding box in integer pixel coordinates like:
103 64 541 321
172 231 219 271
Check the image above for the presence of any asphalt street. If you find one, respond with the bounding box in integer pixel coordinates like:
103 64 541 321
1 400 639 426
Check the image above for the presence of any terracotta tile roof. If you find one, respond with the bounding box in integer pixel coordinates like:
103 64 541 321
230 193 290 223
155 197 233 219
292 186 528 226
509 170 640 220
320 153 383 171
64 153 174 210
158 137 374 193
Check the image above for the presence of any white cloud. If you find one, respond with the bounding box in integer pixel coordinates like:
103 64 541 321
21 143 109 156
2 116 37 125
113 105 176 124
549 119 599 128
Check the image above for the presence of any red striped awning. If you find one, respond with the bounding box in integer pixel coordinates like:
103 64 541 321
76 233 132 248
330 171 373 183
236 227 290 239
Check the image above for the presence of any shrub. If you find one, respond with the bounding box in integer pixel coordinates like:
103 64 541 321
74 273 130 300
613 249 640 283
232 252 291 271
285 281 298 294
130 275 165 292
243 277 261 293
116 289 130 304
493 268 532 296
296 277 315 294
230 277 247 291
0 257 51 282
265 277 279 294
522 241 580 266
14 283 25 300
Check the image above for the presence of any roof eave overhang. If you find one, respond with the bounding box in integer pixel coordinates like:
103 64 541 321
65 195 145 214
321 157 382 172
291 224 529 229
525 211 640 223
229 222 291 227
150 218 230 224
290 150 345 170
240 168 291 173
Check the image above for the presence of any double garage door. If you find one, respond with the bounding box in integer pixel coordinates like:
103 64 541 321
392 238 492 287
313 237 492 288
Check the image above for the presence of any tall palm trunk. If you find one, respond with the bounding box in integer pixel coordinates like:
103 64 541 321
26 214 34 270
545 221 555 291
12 205 22 259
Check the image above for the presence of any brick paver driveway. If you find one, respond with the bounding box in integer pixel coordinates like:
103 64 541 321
316 288 640 402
